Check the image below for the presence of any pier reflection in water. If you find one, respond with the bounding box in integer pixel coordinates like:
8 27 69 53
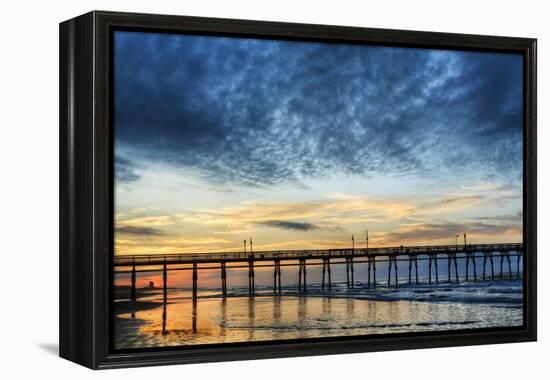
114 281 523 349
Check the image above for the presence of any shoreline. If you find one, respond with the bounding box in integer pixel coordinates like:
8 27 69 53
114 279 523 315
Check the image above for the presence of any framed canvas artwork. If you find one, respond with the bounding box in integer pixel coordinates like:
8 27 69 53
59 11 536 369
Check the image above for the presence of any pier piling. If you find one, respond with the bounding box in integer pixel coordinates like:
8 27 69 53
322 258 326 290
500 251 504 279
131 261 136 303
322 257 330 290
350 257 354 288
394 255 398 286
454 255 459 283
516 250 521 278
490 252 495 280
274 258 281 294
248 254 255 296
327 258 332 290
506 251 512 279
192 297 197 333
298 258 307 293
500 250 512 279
387 254 392 286
163 262 167 302
221 261 227 297
388 253 398 287
428 255 432 284
368 255 372 287
408 256 413 285
303 259 307 292
372 256 377 287
346 257 349 289
427 254 439 284
447 253 452 283
345 256 354 289
434 254 439 284
413 255 419 284
298 260 302 291
447 253 459 283
483 251 495 281
192 262 198 301
408 254 419 285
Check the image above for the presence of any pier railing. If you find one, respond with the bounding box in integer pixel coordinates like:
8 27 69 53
114 243 523 266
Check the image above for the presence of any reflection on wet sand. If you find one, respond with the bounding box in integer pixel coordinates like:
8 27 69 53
192 299 197 334
114 284 523 349
162 302 167 335
220 298 227 339
248 298 255 341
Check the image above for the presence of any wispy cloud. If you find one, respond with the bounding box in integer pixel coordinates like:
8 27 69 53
115 156 141 184
473 211 523 223
259 220 320 231
116 214 174 227
115 225 165 236
114 235 235 255
379 219 522 246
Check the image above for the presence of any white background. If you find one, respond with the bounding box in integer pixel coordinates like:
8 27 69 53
0 0 547 378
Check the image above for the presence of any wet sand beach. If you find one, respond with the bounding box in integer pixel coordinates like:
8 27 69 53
113 280 523 349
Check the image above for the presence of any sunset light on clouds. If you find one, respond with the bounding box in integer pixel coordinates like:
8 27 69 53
113 31 523 257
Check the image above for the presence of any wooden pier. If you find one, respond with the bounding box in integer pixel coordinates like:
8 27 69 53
115 243 523 303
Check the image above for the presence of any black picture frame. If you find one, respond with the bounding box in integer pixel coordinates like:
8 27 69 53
59 10 537 369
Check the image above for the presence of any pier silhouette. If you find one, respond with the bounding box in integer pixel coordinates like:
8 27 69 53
115 242 524 304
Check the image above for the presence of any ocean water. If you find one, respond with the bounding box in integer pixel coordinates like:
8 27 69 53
113 279 523 349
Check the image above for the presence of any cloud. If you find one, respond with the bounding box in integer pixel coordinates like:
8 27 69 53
473 211 523 223
116 214 174 227
115 234 237 255
437 195 484 206
380 221 521 246
114 32 523 187
115 225 165 236
259 220 320 231
115 156 141 183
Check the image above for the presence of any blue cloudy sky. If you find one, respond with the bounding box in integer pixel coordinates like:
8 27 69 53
113 30 523 257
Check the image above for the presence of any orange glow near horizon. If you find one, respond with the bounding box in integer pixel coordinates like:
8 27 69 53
115 188 522 258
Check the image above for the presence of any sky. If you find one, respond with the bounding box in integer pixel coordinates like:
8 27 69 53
113 30 523 261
